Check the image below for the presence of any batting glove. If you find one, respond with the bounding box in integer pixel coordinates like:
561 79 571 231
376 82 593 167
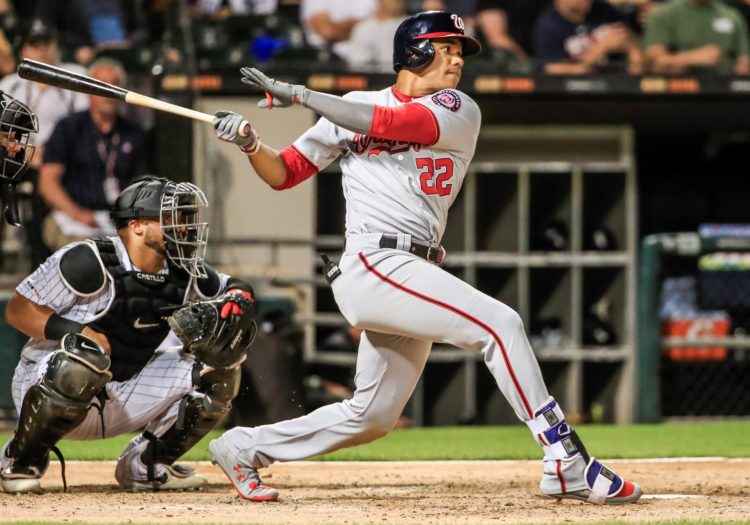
240 67 308 109
213 110 257 149
220 288 254 319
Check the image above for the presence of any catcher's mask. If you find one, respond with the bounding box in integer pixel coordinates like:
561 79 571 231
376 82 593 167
110 176 209 278
0 91 39 225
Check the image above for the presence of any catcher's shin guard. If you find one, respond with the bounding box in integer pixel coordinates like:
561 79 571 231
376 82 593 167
526 397 642 505
3 334 110 486
141 366 240 478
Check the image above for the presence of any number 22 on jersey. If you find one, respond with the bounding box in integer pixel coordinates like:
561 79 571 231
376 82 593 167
416 157 454 196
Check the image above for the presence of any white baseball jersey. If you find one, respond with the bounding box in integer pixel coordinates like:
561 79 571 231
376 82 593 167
15 236 228 360
11 237 229 441
292 86 480 243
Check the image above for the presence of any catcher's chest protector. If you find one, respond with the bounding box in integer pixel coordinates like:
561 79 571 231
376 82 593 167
87 238 190 381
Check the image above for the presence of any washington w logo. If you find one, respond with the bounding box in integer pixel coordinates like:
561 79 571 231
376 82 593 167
451 14 465 30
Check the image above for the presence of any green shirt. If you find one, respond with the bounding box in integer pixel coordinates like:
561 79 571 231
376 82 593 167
644 0 750 72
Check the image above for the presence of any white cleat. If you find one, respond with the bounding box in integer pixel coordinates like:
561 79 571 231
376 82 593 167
208 438 278 502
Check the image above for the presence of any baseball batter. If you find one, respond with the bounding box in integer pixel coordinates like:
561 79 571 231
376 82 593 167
211 11 642 505
0 177 257 493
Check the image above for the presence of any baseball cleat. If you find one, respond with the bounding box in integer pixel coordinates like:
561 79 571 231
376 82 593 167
208 438 278 502
115 444 207 492
541 453 642 505
0 467 42 494
117 463 208 492
0 440 43 494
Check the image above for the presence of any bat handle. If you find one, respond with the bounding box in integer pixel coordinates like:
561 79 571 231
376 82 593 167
238 120 252 138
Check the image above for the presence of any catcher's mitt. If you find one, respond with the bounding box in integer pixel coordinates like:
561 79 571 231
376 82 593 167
168 292 257 368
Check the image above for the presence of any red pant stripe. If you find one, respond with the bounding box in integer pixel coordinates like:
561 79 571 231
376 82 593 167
359 252 534 418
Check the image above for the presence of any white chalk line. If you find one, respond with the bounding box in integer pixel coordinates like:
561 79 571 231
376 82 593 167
63 457 750 466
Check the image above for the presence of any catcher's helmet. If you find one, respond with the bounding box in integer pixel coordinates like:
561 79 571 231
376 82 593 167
0 91 38 225
393 11 481 73
110 176 210 278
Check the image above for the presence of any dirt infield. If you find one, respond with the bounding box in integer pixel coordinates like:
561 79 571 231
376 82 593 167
1 459 748 524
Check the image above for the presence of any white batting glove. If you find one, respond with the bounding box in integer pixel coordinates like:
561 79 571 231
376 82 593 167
240 67 308 109
213 110 257 149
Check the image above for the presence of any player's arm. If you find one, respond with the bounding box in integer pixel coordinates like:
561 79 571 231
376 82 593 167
646 44 721 73
215 68 439 146
5 292 111 352
38 162 98 226
306 12 360 43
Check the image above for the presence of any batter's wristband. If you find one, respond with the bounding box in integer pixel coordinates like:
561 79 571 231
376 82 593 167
44 313 85 341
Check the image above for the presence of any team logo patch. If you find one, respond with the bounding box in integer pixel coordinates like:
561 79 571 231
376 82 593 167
432 90 461 112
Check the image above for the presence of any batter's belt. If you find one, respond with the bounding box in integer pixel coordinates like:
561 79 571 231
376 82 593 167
379 234 445 264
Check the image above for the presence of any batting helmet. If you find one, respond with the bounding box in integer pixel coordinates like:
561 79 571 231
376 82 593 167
0 90 38 225
393 11 481 73
110 176 210 278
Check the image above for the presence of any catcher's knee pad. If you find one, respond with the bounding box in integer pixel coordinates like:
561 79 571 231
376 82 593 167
9 334 111 469
141 366 240 472
526 397 589 461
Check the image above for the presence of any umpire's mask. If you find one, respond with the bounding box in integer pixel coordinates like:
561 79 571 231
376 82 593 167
0 91 38 225
111 176 210 278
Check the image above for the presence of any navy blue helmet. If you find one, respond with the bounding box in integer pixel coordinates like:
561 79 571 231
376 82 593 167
393 11 481 73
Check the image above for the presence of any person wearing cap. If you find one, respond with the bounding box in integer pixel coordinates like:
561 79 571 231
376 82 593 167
0 19 90 266
1 176 258 494
0 19 89 157
37 57 148 252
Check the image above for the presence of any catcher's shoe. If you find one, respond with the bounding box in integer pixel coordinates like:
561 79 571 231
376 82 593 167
208 438 278 502
0 441 42 494
115 449 207 492
540 453 642 505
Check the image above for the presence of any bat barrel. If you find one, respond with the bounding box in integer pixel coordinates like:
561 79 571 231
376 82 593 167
17 59 128 100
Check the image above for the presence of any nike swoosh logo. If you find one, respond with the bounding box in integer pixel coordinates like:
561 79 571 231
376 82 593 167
134 317 161 329
79 341 101 352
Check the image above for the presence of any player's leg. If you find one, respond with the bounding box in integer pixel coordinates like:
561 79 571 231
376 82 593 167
114 363 240 491
210 330 431 501
0 334 111 493
334 248 641 504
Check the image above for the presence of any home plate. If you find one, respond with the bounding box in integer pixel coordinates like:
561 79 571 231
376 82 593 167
642 494 708 500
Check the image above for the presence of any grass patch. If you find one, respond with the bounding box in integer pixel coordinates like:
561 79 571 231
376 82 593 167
1 420 748 462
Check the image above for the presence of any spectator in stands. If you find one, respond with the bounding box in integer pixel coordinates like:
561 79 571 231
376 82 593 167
607 0 661 34
300 0 376 60
188 0 278 18
0 19 90 265
34 0 145 65
420 0 476 18
476 0 552 63
347 0 408 71
0 28 13 77
38 58 148 251
643 0 750 75
0 19 88 168
533 0 645 74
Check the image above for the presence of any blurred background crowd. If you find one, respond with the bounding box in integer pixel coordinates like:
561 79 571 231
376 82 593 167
3 0 750 79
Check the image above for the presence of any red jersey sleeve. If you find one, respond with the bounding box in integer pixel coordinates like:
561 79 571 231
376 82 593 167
273 145 319 191
368 103 440 145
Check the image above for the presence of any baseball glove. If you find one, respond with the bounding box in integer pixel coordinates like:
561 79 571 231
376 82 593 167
168 292 257 368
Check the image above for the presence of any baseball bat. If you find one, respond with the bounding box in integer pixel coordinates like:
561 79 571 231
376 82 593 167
17 59 251 136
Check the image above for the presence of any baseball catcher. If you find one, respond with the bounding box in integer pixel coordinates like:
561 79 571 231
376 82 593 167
0 176 257 493
0 90 38 226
